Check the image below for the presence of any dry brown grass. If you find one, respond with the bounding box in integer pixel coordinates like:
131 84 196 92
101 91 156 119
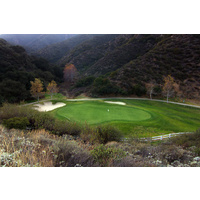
0 125 56 167
0 125 95 167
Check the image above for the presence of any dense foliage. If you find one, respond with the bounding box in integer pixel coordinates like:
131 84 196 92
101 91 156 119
3 117 30 129
0 39 62 104
110 35 200 99
1 34 200 99
49 34 200 99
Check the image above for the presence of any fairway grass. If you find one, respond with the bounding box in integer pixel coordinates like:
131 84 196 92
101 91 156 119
50 99 200 138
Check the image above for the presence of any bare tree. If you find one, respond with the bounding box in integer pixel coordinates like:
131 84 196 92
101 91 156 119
146 81 156 99
162 75 175 103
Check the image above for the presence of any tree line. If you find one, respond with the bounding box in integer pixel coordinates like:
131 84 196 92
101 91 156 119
146 75 182 103
10 59 184 103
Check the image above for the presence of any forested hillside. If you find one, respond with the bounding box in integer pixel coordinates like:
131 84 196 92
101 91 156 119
1 34 200 101
0 39 62 103
109 34 200 99
57 34 200 99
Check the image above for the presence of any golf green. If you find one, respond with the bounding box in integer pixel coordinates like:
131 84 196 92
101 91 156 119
55 101 151 124
51 99 200 137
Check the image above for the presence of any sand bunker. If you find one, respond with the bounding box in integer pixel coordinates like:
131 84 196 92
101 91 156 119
104 101 126 105
33 102 66 112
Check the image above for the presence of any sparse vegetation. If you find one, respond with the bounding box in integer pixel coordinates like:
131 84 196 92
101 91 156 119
1 124 200 167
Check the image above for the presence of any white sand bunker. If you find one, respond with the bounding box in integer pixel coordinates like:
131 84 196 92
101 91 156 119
104 101 126 105
33 102 66 112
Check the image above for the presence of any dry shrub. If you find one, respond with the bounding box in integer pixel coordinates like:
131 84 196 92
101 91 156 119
0 103 82 137
90 144 126 167
0 126 54 167
80 124 99 144
171 130 200 151
52 120 81 136
0 103 34 122
53 139 95 167
80 124 123 145
0 125 96 167
157 144 185 164
113 156 156 167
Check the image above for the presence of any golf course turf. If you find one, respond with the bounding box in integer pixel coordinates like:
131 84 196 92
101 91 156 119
51 99 200 138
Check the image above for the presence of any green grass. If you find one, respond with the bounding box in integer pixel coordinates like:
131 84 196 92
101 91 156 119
50 99 200 138
55 101 151 123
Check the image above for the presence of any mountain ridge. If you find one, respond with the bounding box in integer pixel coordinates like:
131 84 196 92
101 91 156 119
0 34 76 53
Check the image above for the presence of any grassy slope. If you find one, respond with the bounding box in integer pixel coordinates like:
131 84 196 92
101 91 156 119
50 99 200 138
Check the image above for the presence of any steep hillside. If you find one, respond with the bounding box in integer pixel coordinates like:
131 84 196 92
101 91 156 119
33 34 96 63
57 34 162 75
64 34 200 99
0 34 76 52
0 39 62 103
1 34 199 100
109 35 200 99
58 34 120 71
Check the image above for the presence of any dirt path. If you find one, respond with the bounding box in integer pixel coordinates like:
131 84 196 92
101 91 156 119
66 97 200 109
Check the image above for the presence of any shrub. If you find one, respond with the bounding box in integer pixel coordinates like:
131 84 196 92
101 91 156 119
80 124 100 144
91 77 121 95
90 144 126 167
95 125 122 144
171 130 200 150
52 120 81 136
75 76 95 87
0 104 81 136
0 103 35 122
80 125 123 145
3 117 30 129
53 139 95 167
33 112 55 131
132 84 147 96
161 145 185 164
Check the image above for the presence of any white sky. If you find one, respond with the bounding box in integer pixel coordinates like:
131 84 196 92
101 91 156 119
0 0 200 34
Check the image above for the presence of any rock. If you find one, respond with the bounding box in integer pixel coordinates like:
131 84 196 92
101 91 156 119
190 161 197 166
171 160 183 167
156 160 162 164
193 157 200 162
152 160 162 166
74 164 82 167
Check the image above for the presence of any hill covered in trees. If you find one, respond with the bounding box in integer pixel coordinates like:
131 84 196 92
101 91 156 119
109 35 200 99
51 34 199 99
1 34 200 101
0 39 62 103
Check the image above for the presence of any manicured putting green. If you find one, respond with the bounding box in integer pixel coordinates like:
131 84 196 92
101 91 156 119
51 99 200 137
55 101 151 124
